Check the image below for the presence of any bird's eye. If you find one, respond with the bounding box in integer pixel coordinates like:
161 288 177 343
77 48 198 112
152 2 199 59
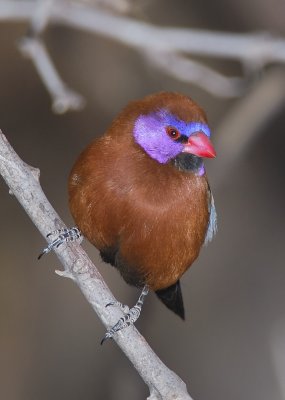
166 126 181 140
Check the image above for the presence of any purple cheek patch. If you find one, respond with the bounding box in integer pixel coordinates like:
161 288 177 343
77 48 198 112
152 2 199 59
133 114 183 164
133 110 211 165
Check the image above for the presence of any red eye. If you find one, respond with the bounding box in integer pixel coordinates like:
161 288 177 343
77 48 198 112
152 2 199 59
166 126 181 140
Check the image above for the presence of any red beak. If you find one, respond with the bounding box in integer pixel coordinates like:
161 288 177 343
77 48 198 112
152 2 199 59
183 132 216 158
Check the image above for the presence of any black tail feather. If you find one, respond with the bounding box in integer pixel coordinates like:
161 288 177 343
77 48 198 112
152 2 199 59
155 280 185 320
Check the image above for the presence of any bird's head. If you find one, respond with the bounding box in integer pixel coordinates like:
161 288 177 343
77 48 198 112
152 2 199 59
132 93 216 169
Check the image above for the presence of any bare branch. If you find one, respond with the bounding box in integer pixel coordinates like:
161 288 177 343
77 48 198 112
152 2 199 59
1 0 285 108
146 51 245 98
0 0 35 20
0 131 193 399
80 0 137 15
53 2 285 65
28 0 55 34
18 36 85 114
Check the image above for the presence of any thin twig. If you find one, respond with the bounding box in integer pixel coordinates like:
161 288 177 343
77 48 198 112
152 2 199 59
53 1 285 65
28 0 55 34
0 131 193 400
18 36 85 114
1 0 285 110
147 51 245 98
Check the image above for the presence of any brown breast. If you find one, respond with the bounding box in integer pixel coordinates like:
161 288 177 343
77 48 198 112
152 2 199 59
68 134 209 291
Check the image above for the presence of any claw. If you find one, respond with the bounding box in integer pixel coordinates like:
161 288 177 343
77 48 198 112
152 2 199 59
38 247 50 260
38 227 82 259
106 301 117 308
101 331 114 345
101 317 128 345
106 301 129 313
101 285 149 345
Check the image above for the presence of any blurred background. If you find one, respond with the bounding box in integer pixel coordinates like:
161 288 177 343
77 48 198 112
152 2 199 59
0 0 285 399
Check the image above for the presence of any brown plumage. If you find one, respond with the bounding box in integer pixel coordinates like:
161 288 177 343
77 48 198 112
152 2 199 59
68 92 217 320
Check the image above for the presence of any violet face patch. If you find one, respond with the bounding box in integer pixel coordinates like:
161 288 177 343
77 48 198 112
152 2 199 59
133 109 211 164
133 113 183 164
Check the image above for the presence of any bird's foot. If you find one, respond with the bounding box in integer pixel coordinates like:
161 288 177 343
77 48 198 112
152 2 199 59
106 301 130 314
38 227 82 259
101 285 149 345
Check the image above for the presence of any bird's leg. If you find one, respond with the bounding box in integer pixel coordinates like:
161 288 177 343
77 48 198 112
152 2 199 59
38 227 82 259
101 285 149 345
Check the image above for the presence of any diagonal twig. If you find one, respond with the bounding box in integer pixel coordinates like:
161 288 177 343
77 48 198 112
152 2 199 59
18 36 85 114
0 130 193 400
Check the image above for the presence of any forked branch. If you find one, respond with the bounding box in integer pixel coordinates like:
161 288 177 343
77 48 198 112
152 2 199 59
1 0 285 110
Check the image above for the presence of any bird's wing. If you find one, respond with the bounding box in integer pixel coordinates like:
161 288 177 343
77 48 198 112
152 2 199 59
204 186 217 245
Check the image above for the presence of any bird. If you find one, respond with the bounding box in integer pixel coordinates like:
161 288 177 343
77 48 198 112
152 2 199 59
40 92 217 343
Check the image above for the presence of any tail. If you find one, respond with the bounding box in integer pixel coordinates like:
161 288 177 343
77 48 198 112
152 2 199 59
155 280 185 320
